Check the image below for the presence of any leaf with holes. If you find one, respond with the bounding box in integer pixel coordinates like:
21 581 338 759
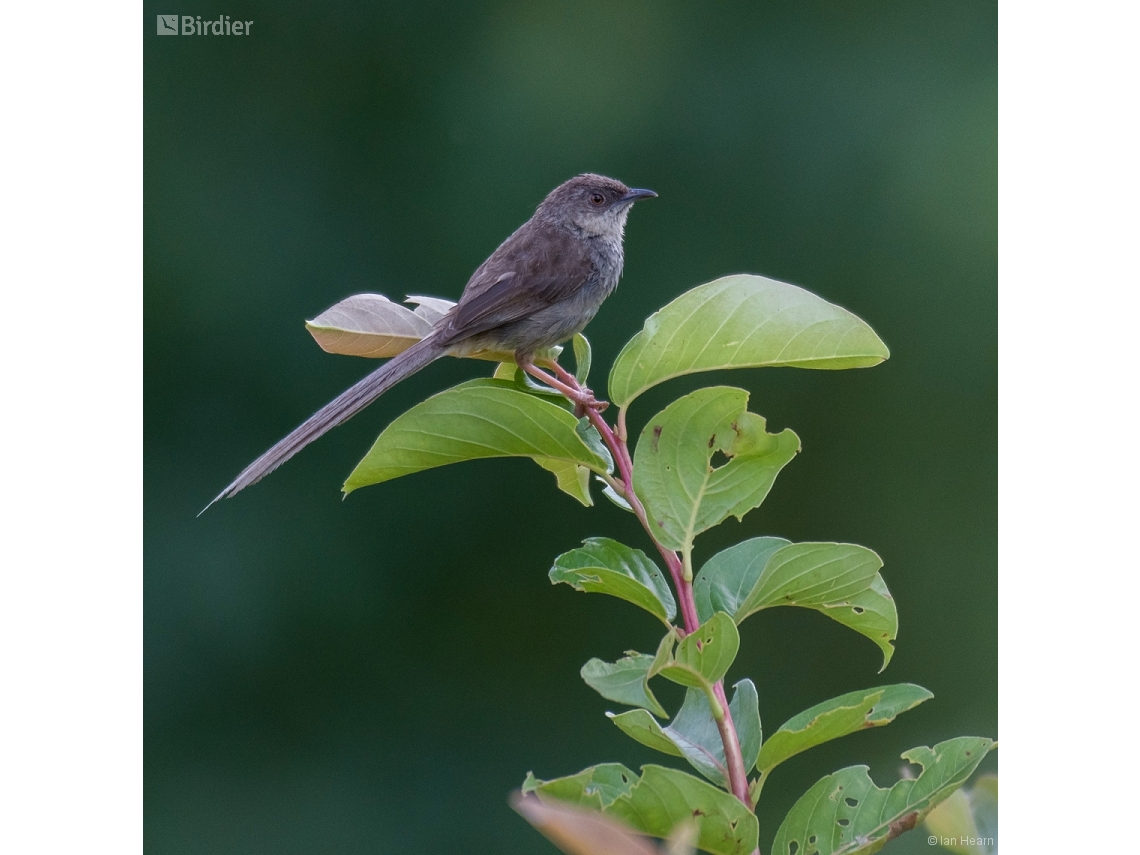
581 652 669 718
608 274 890 408
694 540 898 670
551 538 677 626
609 679 760 788
510 792 662 855
523 764 639 810
657 612 739 693
633 387 800 553
758 684 933 776
606 765 759 855
343 380 608 493
771 737 996 855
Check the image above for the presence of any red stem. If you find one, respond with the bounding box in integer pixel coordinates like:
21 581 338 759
542 361 751 809
713 682 750 805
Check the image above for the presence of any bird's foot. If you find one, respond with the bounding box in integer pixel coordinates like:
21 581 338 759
572 390 608 418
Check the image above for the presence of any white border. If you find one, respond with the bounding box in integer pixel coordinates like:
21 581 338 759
1000 0 1138 848
0 2 141 851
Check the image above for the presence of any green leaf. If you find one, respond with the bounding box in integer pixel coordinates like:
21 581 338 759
923 773 997 855
695 540 898 670
661 679 759 788
606 765 759 855
735 542 883 619
730 679 762 774
633 388 800 552
534 458 593 506
658 612 740 693
516 379 603 504
611 679 761 789
581 653 668 718
607 709 685 758
576 419 615 474
511 792 662 855
693 536 790 623
573 333 593 385
599 479 634 512
551 538 677 625
344 379 608 493
758 684 933 775
522 764 639 810
771 737 996 855
830 576 899 671
608 274 890 408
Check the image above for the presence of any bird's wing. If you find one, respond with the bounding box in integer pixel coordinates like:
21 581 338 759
438 223 595 345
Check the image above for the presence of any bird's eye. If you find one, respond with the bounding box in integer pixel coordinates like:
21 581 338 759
589 193 605 206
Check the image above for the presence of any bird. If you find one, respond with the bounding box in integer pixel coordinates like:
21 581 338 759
204 173 656 510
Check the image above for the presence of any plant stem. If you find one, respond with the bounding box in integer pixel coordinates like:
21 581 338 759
583 403 701 634
712 681 751 805
544 363 753 811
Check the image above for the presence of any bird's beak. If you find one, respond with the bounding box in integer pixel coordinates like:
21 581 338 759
618 188 658 204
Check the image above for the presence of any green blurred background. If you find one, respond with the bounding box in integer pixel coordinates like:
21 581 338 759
145 2 996 852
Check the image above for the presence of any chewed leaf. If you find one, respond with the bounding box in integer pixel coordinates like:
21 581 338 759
581 653 668 718
551 538 677 625
606 766 759 855
632 387 800 553
608 274 890 408
695 540 898 669
524 765 759 855
344 380 608 493
523 764 639 810
657 612 739 693
307 293 435 358
758 684 933 774
771 737 996 855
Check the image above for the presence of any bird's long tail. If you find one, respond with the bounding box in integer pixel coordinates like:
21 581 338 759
203 335 446 512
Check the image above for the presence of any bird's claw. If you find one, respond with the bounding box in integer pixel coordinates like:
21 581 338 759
572 389 608 417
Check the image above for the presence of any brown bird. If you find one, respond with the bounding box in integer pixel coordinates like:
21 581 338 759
205 173 656 510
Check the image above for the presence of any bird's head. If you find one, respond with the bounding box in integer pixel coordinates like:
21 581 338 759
536 173 657 239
